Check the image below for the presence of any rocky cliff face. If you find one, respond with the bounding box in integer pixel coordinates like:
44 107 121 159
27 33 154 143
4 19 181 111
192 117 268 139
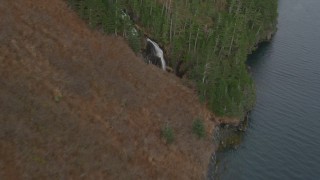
0 0 218 179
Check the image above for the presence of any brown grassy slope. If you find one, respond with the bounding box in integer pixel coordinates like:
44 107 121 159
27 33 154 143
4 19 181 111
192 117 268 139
0 0 218 179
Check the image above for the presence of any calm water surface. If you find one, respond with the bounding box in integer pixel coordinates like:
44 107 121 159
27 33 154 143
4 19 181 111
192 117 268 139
216 0 320 179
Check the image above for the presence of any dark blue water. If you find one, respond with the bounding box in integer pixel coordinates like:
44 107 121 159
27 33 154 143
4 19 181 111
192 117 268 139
216 0 320 179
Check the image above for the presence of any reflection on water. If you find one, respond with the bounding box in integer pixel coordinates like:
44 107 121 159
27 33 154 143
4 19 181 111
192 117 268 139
214 0 320 179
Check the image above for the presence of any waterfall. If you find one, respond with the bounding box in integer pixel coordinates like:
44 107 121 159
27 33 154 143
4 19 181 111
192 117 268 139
146 38 166 71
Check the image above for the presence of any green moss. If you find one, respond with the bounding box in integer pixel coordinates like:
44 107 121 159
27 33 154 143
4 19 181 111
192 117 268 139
192 118 206 139
161 125 174 144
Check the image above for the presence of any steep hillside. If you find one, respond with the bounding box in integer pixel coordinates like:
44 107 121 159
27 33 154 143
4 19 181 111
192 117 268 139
0 0 217 179
68 0 278 118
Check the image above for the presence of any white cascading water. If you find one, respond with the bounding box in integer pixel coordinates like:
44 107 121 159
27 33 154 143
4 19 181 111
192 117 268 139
146 38 166 71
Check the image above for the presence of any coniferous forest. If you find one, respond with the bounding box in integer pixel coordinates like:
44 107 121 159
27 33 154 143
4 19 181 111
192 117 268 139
67 0 278 118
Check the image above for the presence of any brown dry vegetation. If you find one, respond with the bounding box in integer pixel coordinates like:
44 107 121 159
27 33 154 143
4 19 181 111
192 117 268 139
0 0 219 179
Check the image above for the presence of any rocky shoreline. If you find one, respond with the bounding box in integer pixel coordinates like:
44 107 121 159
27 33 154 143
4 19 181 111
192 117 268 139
210 27 278 165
